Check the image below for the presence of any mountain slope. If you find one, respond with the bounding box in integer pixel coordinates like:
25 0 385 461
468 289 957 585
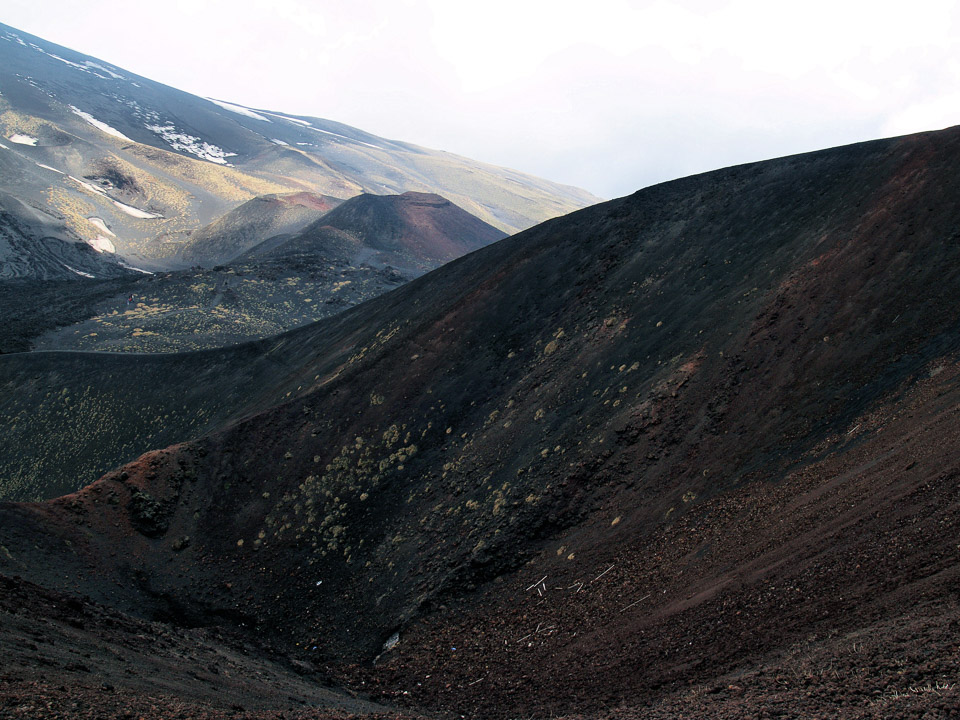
248 191 510 271
3 128 960 717
17 192 506 357
0 21 599 276
179 191 343 266
0 188 134 279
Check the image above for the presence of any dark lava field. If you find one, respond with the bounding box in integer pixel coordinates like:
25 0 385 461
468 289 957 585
3 127 960 719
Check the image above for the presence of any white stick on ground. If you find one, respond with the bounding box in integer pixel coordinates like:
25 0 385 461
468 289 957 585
620 594 651 613
590 564 615 584
526 575 548 592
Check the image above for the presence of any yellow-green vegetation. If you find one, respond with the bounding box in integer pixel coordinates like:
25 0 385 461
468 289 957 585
260 424 418 561
0 108 47 136
96 154 191 214
37 266 403 353
246 145 363 198
343 324 402 368
0 382 217 501
543 327 565 356
125 142 292 202
44 188 97 242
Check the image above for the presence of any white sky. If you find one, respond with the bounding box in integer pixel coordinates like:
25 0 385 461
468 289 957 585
5 0 960 198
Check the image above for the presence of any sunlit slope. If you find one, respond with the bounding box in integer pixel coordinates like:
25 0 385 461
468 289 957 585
0 21 600 278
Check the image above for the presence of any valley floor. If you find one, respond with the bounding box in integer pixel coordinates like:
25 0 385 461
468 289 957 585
2 574 955 719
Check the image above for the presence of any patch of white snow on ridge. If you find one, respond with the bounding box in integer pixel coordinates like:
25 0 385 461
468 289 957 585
68 177 162 218
119 261 153 275
306 125 381 150
87 235 116 253
262 111 312 126
1 32 28 47
35 162 64 174
270 138 289 145
48 53 88 71
87 217 115 236
68 175 108 196
146 123 236 165
84 61 124 79
62 263 95 278
112 199 162 219
70 106 131 141
208 98 271 122
9 134 38 146
244 110 379 147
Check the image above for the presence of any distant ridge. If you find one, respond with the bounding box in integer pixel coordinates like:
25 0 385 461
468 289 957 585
0 20 600 276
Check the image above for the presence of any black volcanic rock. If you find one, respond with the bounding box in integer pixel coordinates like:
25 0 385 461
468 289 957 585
3 128 960 718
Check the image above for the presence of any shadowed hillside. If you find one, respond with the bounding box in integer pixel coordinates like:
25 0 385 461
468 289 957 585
15 192 507 358
178 191 343 266
2 128 960 718
288 191 509 271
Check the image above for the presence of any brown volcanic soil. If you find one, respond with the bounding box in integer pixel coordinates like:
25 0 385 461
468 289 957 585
297 191 508 271
3 128 960 718
0 576 406 720
355 361 960 718
179 192 344 267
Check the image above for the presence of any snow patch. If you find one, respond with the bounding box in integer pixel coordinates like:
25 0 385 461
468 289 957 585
9 134 38 146
87 235 116 253
258 111 381 149
62 263 95 278
70 106 131 141
35 162 64 174
68 175 108 196
48 53 87 71
262 111 312 126
84 61 125 79
208 98 271 122
118 261 153 275
112 199 162 219
307 125 381 149
87 217 115 236
270 138 289 145
41 50 124 80
1 32 28 47
69 177 162 218
146 123 236 165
